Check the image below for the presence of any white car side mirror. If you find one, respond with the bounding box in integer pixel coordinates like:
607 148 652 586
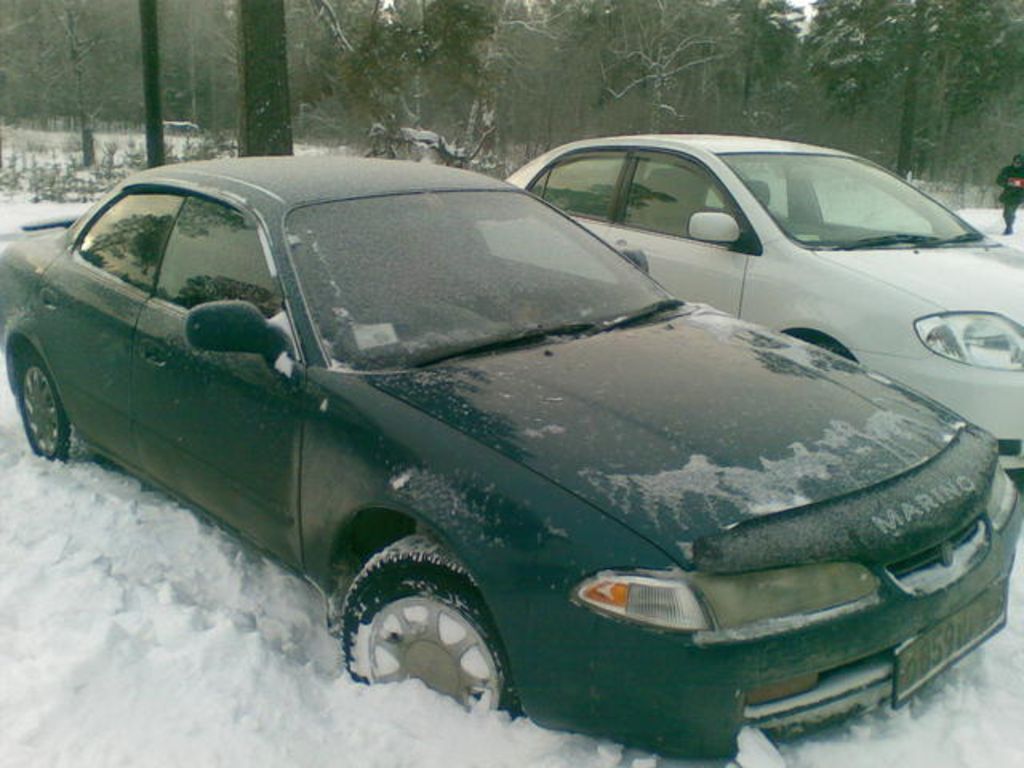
689 211 741 244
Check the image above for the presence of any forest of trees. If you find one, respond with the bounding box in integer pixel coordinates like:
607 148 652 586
1 0 1023 185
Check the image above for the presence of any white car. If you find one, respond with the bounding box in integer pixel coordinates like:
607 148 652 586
508 135 1024 468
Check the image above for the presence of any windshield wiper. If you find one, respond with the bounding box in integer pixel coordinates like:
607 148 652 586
840 234 943 250
410 321 597 367
409 300 684 367
932 232 985 246
597 298 685 332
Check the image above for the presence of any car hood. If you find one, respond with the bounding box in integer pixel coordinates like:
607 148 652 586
816 243 1024 320
369 308 964 552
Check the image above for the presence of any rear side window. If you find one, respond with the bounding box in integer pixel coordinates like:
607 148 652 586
78 193 182 291
535 154 624 220
622 156 727 238
157 197 282 317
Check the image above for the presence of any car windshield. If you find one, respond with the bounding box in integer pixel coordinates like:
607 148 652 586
721 153 979 250
285 190 670 370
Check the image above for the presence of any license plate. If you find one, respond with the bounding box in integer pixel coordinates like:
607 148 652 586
893 585 1007 705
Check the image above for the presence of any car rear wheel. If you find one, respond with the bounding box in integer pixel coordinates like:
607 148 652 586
341 535 514 711
14 352 70 461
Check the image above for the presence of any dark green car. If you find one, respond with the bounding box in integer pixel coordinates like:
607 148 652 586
1 158 1019 758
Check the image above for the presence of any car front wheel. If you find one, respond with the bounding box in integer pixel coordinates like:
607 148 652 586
341 534 514 711
14 352 70 461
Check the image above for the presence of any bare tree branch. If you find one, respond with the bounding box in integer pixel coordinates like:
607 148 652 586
306 0 353 53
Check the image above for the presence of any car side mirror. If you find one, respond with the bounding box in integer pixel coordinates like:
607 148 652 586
186 300 290 366
620 248 650 274
688 211 741 245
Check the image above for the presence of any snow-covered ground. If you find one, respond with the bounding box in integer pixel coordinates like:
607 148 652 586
1 200 1023 768
0 126 349 205
0 126 347 162
0 201 89 241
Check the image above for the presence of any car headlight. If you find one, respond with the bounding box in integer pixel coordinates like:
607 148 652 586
988 469 1019 532
575 563 878 632
915 313 1024 370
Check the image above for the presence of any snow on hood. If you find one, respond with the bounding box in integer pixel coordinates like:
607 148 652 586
371 309 963 545
583 409 953 522
816 243 1024 320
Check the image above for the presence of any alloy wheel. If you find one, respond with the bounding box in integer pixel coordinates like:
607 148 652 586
22 365 61 456
366 595 502 709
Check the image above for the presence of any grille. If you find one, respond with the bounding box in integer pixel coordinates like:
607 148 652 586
885 517 988 594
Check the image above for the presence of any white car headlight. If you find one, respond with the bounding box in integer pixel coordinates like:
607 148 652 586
915 313 1024 370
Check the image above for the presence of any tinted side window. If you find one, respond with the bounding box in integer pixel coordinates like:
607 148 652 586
526 168 550 197
622 156 730 238
539 155 624 220
79 194 182 291
157 197 282 317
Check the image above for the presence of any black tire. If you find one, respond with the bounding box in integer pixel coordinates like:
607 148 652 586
341 534 516 712
13 350 71 461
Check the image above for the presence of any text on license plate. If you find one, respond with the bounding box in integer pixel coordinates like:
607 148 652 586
894 584 1007 705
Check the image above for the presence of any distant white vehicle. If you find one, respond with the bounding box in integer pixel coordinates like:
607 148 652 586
509 134 1024 467
162 120 201 135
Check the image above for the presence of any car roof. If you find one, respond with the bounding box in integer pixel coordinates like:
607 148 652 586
555 134 851 157
127 156 510 206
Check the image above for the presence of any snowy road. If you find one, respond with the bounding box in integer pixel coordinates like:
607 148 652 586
1 203 1023 767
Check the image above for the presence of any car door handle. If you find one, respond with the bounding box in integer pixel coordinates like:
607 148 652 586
139 342 168 368
40 287 59 309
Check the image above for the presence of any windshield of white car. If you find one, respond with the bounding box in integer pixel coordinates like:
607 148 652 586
285 190 670 370
721 153 978 250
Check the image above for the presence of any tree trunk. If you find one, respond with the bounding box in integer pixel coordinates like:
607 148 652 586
139 0 165 168
896 0 926 177
81 125 94 167
651 66 668 133
237 0 293 156
63 3 94 167
741 0 757 117
187 2 198 125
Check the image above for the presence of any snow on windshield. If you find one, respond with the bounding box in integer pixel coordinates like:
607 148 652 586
284 191 665 369
722 153 973 248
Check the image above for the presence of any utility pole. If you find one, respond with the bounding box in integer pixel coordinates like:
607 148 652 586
139 0 164 167
237 0 293 156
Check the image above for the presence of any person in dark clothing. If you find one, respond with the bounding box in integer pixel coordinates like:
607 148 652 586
996 154 1024 234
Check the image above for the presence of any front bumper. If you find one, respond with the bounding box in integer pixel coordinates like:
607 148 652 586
743 577 1007 738
856 349 1024 468
513 499 1021 759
